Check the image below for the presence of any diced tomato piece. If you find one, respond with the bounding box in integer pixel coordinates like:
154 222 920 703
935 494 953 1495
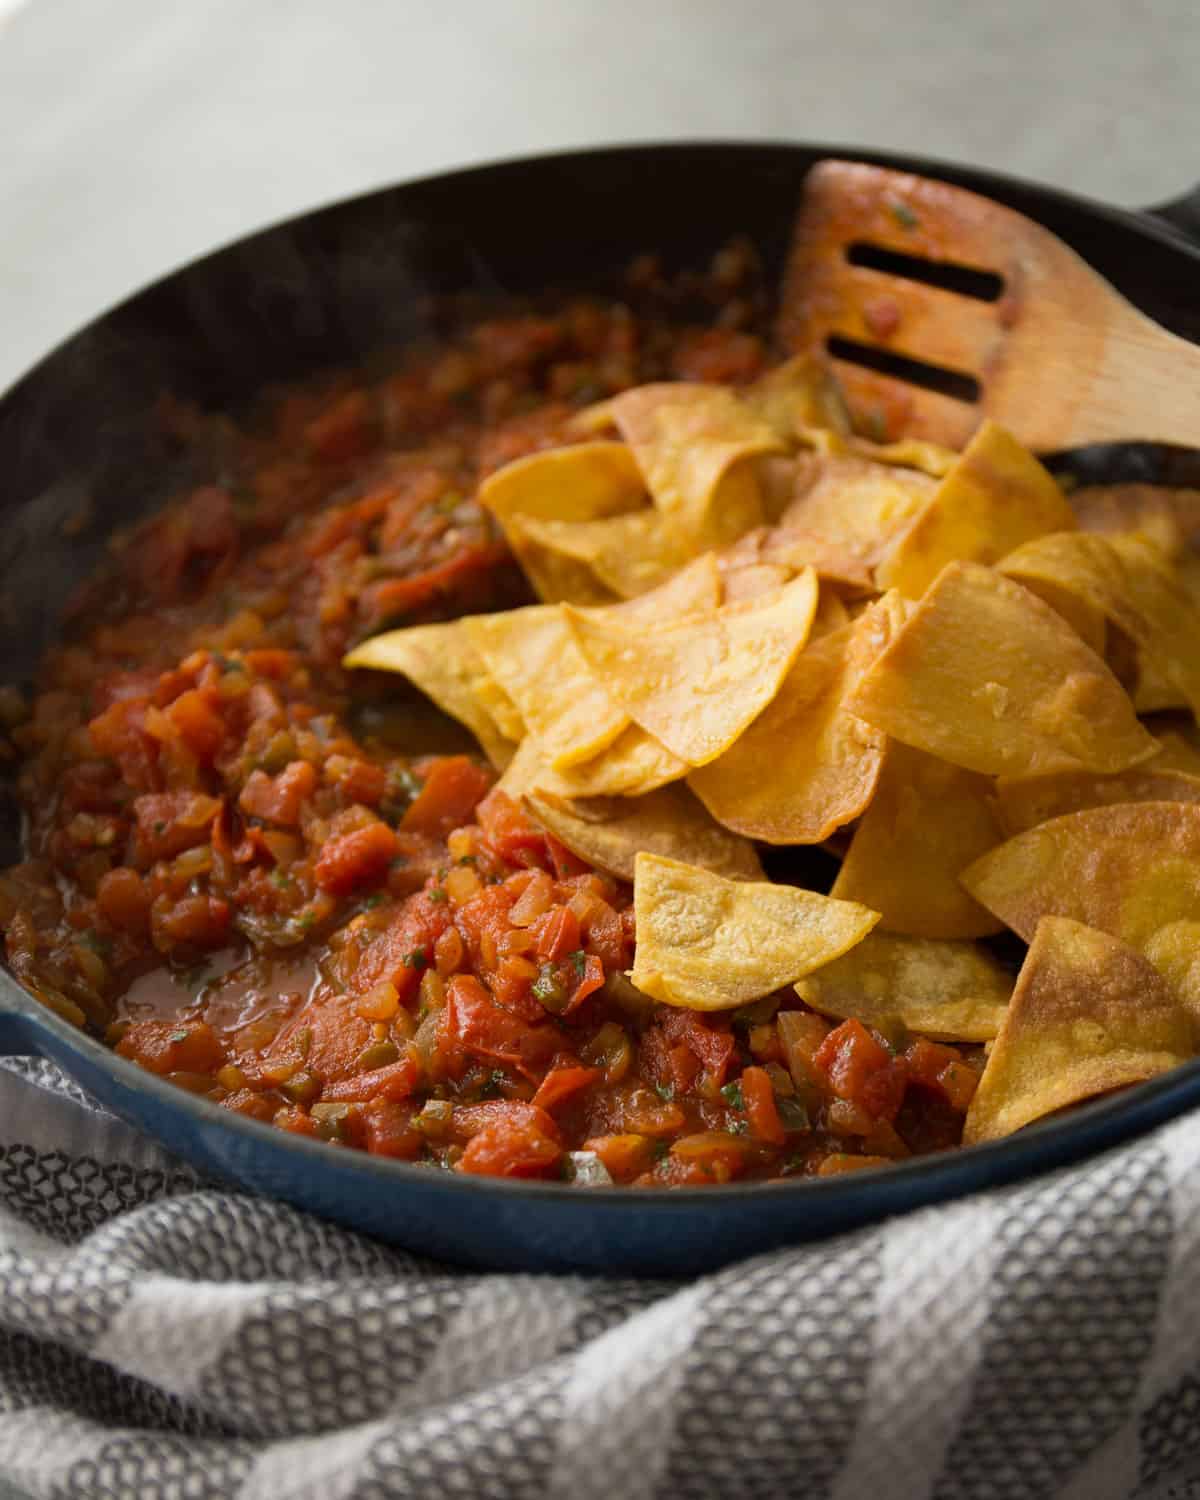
272 1106 320 1138
545 834 591 880
670 1131 750 1183
360 1099 423 1158
815 1019 907 1122
96 868 150 935
314 822 399 895
322 1055 420 1103
117 1019 225 1077
741 1065 787 1146
132 790 221 864
475 789 547 866
662 1010 737 1087
350 889 451 1001
583 901 628 970
338 759 388 806
152 894 232 950
565 953 605 1013
582 1133 657 1184
457 1117 562 1178
221 1088 276 1124
401 756 493 837
904 1037 977 1112
165 689 226 761
241 649 296 679
362 542 509 631
444 974 559 1080
450 1098 559 1142
530 906 581 963
238 761 319 826
531 1065 600 1113
87 699 158 790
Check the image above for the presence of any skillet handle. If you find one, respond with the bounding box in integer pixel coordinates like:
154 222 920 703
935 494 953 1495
1144 182 1200 247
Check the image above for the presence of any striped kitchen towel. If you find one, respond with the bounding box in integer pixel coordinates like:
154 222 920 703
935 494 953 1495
0 1054 1198 1500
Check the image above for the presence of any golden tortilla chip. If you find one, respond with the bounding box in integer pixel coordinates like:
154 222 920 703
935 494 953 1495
830 742 1005 938
478 440 646 525
848 435 958 478
720 562 794 603
526 785 762 885
597 551 723 624
630 852 879 1011
961 916 1193 1145
796 932 1012 1042
466 607 628 769
994 764 1200 836
960 802 1200 1027
566 569 820 767
781 454 936 577
846 561 1158 777
514 509 687 600
534 724 689 799
721 524 875 595
1001 531 1200 720
876 420 1076 598
499 516 619 606
607 384 783 549
687 594 904 844
343 621 516 768
745 355 851 443
1069 482 1197 558
1153 730 1200 778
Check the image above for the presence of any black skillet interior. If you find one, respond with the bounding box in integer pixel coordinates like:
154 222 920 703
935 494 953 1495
0 142 1199 1249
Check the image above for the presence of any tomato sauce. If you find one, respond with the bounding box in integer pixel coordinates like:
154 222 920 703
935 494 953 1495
0 244 981 1185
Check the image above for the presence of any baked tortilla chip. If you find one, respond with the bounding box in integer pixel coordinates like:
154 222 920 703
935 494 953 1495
514 509 687 600
830 742 1005 938
525 785 762 885
478 440 646 525
630 852 879 1011
876 420 1076 598
688 593 904 843
607 383 783 549
1001 530 1200 719
781 454 936 576
1070 482 1197 558
796 932 1012 1042
498 516 619 606
597 551 722 624
846 561 1157 777
721 524 875 595
343 620 516 768
566 569 820 767
466 607 628 769
995 764 1200 836
745 354 851 443
961 917 1193 1145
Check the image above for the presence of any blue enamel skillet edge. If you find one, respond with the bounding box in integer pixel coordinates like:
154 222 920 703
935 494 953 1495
1 141 1199 1277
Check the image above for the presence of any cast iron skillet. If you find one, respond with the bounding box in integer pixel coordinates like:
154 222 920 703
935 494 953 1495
2 142 1199 1276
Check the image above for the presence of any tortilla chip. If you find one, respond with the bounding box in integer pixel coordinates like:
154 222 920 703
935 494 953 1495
796 931 1012 1042
343 621 516 768
1009 574 1108 656
544 724 689 798
960 802 1200 1024
848 435 958 478
1069 482 1196 558
961 916 1193 1145
1153 730 1200 778
846 561 1158 777
995 764 1200 836
566 569 820 767
607 384 783 549
830 742 1005 938
499 516 619 606
688 593 904 844
721 524 875 595
745 354 851 443
781 454 936 576
720 562 794 603
630 852 879 1011
514 509 688 600
876 420 1076 598
466 607 628 769
597 551 722 624
478 440 646 525
1001 531 1200 720
526 785 762 885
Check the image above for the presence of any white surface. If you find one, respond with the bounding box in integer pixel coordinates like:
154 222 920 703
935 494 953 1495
0 0 1198 393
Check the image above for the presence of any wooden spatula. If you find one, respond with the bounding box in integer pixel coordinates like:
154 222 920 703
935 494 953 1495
779 159 1200 451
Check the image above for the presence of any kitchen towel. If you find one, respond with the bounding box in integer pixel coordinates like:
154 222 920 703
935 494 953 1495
1 1053 1199 1500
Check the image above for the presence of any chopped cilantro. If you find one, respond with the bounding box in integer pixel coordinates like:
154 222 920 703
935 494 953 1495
168 1029 190 1044
427 886 448 904
362 892 386 909
727 1119 750 1137
271 869 292 889
891 200 919 230
295 912 316 933
456 853 477 866
403 947 428 970
531 963 568 1011
569 949 587 978
720 1081 745 1111
653 1140 670 1161
480 1069 508 1100
654 1082 675 1103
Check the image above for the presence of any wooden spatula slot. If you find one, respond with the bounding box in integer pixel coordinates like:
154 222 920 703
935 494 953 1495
845 242 1005 303
781 159 1200 449
825 335 981 405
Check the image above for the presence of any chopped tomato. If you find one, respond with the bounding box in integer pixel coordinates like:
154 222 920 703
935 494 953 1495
401 756 493 837
741 1065 786 1146
117 1020 225 1076
815 1020 908 1122
314 823 399 895
532 1066 601 1113
239 761 319 826
458 1117 563 1178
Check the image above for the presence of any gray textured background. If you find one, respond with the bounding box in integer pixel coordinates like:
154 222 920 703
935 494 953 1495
0 1 1197 1494
0 0 1198 394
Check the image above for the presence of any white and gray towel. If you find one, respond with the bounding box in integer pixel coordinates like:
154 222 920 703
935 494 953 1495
1 1054 1199 1500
